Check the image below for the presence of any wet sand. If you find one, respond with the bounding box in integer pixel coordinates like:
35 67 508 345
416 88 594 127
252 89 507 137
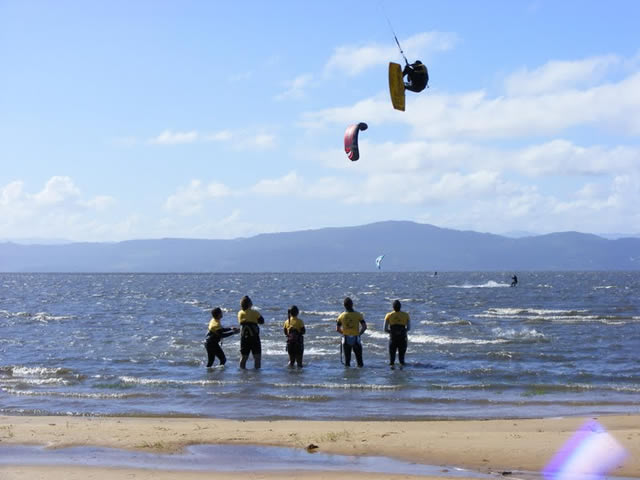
1 415 638 479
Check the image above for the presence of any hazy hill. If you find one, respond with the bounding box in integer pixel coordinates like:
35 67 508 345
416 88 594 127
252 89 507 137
1 221 639 272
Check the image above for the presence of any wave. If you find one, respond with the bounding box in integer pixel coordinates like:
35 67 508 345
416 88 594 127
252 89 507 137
448 281 510 289
409 334 508 345
1 365 83 380
118 376 242 387
491 327 548 342
420 319 472 326
474 307 638 324
273 382 400 391
0 310 74 322
2 388 154 399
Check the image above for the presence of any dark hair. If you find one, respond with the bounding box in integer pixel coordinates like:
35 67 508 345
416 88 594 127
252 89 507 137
343 297 353 310
289 305 299 317
392 300 401 312
240 295 252 310
211 307 223 318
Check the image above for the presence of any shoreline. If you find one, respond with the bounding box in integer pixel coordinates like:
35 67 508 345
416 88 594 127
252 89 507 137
1 414 638 479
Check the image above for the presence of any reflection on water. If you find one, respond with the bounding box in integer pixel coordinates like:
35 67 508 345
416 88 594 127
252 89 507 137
0 444 494 477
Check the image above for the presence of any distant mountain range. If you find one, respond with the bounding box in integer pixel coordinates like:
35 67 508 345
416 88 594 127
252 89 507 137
1 221 639 272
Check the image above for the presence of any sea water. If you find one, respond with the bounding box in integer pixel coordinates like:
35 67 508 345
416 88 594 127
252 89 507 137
1 272 638 419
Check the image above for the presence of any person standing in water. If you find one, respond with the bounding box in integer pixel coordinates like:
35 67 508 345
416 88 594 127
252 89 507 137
383 300 410 368
336 297 367 367
204 307 239 368
283 305 305 368
511 274 518 287
237 295 264 369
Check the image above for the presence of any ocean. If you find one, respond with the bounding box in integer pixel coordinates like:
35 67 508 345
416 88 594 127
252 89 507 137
1 272 638 420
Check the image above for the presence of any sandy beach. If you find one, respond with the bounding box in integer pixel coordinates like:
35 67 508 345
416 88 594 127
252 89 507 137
1 415 638 479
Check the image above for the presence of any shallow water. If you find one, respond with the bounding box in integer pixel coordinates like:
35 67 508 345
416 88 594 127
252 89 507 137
0 444 492 477
1 272 639 419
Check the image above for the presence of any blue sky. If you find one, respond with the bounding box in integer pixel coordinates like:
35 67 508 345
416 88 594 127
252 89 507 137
1 0 639 241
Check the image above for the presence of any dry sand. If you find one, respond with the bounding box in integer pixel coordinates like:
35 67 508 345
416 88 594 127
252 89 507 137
1 415 638 479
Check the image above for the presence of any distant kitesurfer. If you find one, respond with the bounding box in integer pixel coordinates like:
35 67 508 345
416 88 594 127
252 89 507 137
238 295 265 369
403 60 428 92
204 307 239 368
284 305 305 368
511 274 518 287
383 300 410 368
336 297 367 367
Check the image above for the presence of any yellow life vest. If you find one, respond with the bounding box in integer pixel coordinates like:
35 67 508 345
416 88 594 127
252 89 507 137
284 316 304 333
238 308 261 325
337 311 364 336
208 317 222 333
385 311 409 327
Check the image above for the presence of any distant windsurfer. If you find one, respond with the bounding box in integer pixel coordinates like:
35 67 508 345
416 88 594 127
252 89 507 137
511 274 518 287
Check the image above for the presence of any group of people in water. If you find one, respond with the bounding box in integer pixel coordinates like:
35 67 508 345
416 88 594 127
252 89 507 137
204 295 410 370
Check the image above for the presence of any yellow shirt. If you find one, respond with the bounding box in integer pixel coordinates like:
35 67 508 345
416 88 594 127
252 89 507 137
238 308 261 325
284 316 304 333
208 318 221 333
337 311 364 336
385 311 409 327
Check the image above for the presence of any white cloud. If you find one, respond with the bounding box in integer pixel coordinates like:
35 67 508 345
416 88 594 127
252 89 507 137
82 195 116 211
302 68 640 139
251 171 301 195
324 31 458 76
165 179 232 216
276 73 313 101
204 130 233 142
505 55 621 96
32 176 80 206
150 130 199 145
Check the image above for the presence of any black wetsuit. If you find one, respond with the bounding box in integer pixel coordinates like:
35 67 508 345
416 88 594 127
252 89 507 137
342 336 364 367
240 323 261 357
286 329 305 367
205 328 237 367
388 324 408 365
403 62 429 93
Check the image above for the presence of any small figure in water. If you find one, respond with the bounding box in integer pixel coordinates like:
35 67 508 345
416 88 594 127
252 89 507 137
511 274 518 287
237 295 265 369
204 307 239 368
434 271 438 277
336 297 367 367
403 60 429 93
284 305 305 368
384 300 410 369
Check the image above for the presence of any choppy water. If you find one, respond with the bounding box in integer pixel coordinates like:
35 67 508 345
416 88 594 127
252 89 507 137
1 272 639 419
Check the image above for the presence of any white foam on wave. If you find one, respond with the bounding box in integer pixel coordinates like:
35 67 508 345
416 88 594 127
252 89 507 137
9 366 75 378
420 319 472 326
273 382 399 390
2 388 152 399
118 376 241 386
409 334 508 345
448 281 510 289
491 327 548 342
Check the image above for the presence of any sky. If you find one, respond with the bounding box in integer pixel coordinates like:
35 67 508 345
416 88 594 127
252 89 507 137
1 0 639 242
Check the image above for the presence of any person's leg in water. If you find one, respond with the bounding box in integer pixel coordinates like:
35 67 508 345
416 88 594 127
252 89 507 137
205 338 217 368
239 332 250 369
343 339 352 367
287 344 296 367
388 337 397 367
353 341 364 367
252 337 262 369
295 343 304 368
214 341 226 366
397 336 407 366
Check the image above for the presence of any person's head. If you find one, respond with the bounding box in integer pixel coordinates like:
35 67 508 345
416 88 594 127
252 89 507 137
343 297 353 311
211 307 223 319
392 300 401 312
289 305 299 318
240 295 252 310
414 60 423 65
